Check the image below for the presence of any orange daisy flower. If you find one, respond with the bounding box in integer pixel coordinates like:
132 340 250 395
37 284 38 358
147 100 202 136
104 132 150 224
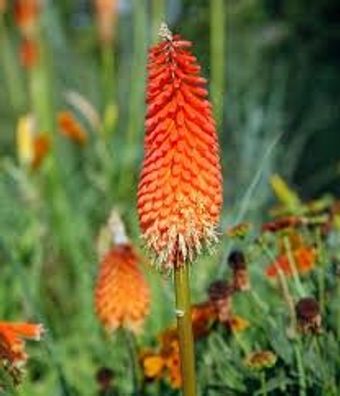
137 24 222 270
0 321 44 383
94 244 150 334
265 246 316 279
57 111 88 146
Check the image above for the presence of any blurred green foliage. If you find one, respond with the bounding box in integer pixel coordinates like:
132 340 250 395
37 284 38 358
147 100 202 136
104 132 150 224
0 0 339 395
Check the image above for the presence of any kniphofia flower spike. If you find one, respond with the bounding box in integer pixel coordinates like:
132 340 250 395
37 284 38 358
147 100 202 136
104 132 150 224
137 23 223 270
94 210 150 334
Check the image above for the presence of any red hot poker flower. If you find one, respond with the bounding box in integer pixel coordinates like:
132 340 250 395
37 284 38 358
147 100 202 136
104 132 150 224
0 321 44 383
137 24 223 270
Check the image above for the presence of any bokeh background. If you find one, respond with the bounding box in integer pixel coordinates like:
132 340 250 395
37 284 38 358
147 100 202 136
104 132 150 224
0 0 339 395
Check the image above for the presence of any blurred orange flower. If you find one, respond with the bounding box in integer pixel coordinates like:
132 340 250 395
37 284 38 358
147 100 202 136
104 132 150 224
0 0 6 14
94 244 150 334
228 315 250 333
137 25 222 270
14 0 41 38
20 38 39 68
265 246 316 279
94 0 118 44
140 333 182 389
57 111 88 146
0 321 44 383
32 133 50 169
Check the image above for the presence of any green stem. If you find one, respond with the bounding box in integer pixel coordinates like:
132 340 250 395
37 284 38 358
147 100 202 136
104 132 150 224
123 329 141 394
174 264 197 396
210 0 225 126
294 341 307 396
283 236 306 298
260 371 268 396
100 40 116 137
0 14 26 113
151 0 165 42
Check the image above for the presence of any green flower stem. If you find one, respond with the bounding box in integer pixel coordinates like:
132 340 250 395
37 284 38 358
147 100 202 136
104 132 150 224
100 40 116 137
123 329 141 394
0 15 25 113
210 0 225 126
294 341 307 396
261 242 296 334
283 236 306 298
260 371 268 396
174 264 197 396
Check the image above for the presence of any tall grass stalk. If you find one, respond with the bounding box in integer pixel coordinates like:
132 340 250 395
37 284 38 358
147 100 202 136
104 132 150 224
118 0 147 198
210 0 225 126
100 40 116 137
0 15 25 113
174 264 197 396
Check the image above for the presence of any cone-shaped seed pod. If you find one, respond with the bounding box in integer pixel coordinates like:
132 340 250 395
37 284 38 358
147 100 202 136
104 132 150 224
137 23 223 270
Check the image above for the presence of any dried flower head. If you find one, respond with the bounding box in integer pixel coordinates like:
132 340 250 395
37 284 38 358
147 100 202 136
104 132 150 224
228 250 246 271
0 322 44 384
191 301 217 338
207 281 233 323
245 350 277 371
94 244 150 334
57 111 88 146
96 367 115 393
295 297 322 334
137 24 222 270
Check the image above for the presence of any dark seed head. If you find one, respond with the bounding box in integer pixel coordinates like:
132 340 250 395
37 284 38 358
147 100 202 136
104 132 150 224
295 297 320 321
228 250 246 270
208 280 233 301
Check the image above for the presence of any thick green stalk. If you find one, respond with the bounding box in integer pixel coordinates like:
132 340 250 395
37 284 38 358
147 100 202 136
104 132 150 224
174 264 197 396
151 0 165 42
210 0 225 126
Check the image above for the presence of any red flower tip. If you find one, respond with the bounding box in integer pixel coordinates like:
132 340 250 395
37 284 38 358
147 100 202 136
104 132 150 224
137 24 223 270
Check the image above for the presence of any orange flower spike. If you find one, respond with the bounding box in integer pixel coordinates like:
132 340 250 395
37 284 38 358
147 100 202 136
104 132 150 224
94 211 150 334
95 244 150 334
0 322 44 367
137 24 223 270
57 111 88 146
